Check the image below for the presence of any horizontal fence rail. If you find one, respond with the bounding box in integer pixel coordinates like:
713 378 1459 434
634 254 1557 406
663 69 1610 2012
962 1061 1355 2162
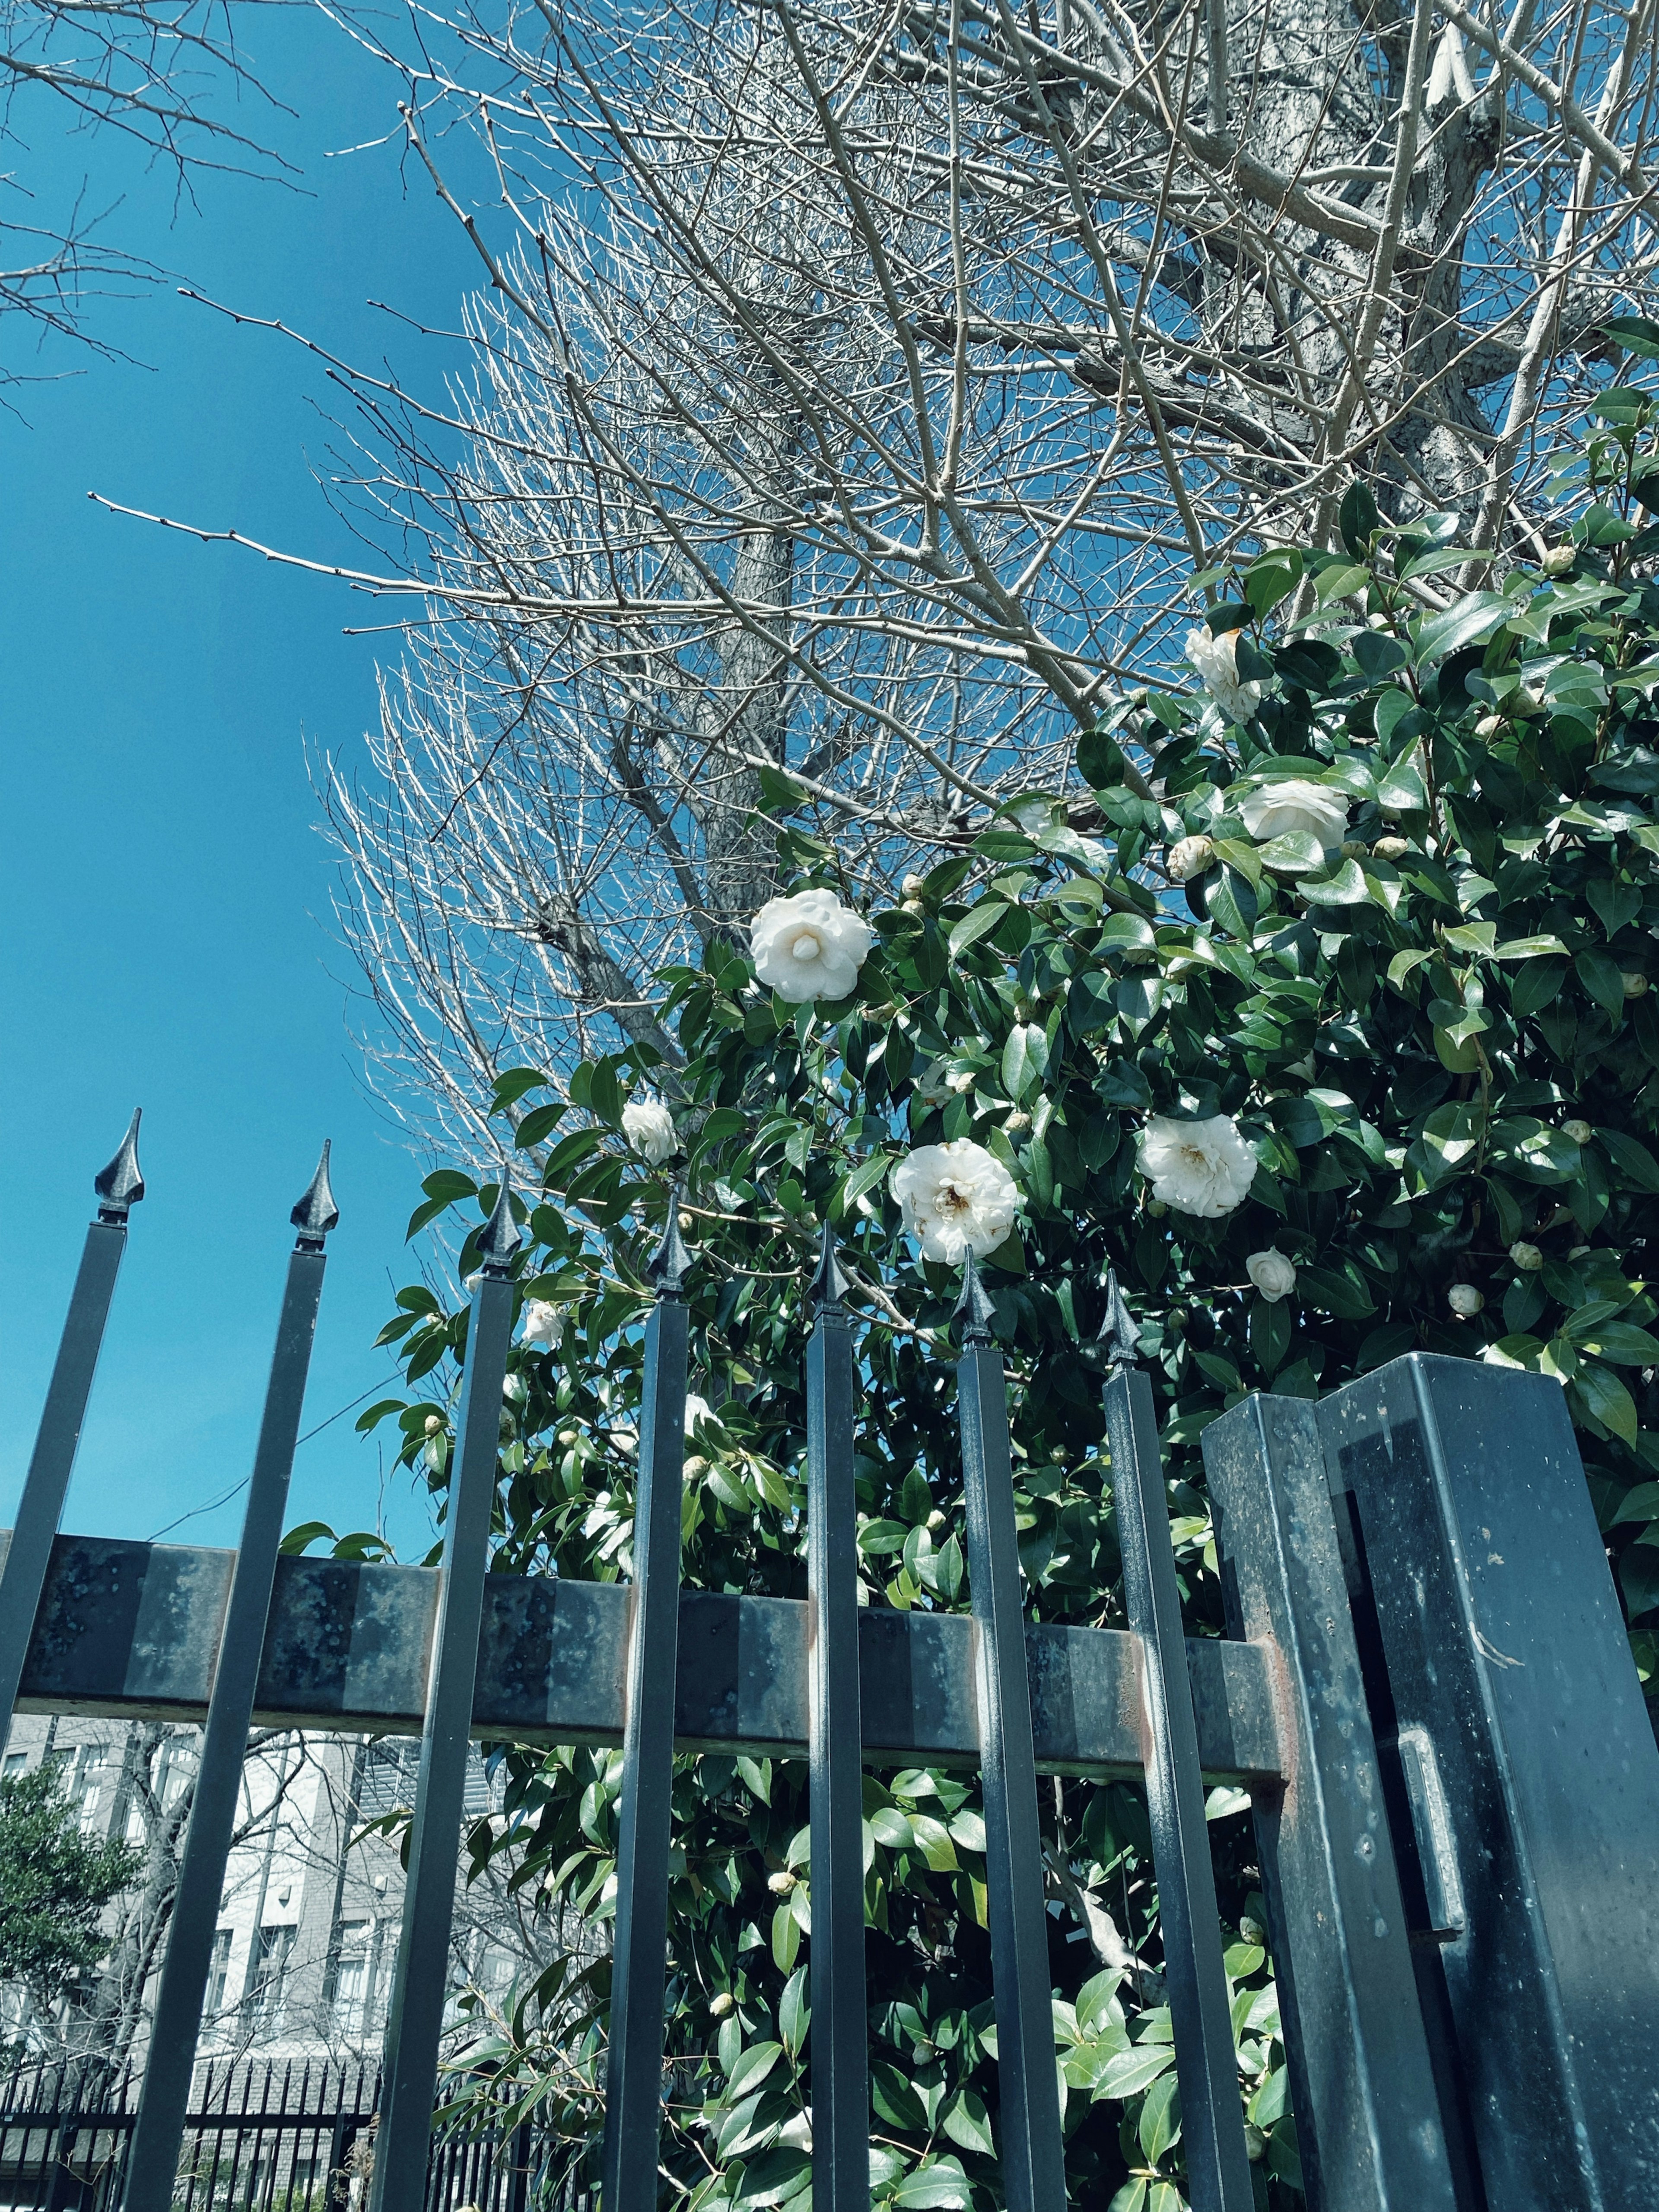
3 1532 1287 1781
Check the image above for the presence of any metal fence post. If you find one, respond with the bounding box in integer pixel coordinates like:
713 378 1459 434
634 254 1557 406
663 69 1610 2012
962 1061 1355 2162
804 1226 868 2212
119 1147 338 2212
1098 1278 1255 2212
368 1180 522 2212
0 1111 143 1754
1202 1392 1457 2212
952 1254 1066 2212
599 1195 692 2212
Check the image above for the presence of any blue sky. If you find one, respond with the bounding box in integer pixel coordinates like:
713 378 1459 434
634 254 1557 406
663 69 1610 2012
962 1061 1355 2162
1 11 488 1560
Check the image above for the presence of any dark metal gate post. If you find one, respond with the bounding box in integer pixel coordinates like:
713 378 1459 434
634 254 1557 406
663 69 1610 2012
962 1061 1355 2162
1319 1352 1659 2212
803 1227 868 2212
1099 1281 1254 2212
369 1182 522 2212
120 1148 338 2212
1202 1393 1456 2212
0 1112 143 1754
952 1256 1066 2212
599 1197 692 2212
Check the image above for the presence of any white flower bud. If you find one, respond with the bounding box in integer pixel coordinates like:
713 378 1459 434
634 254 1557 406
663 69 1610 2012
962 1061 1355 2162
1372 836 1410 860
1562 1119 1594 1146
1541 545 1576 576
520 1298 566 1347
1623 972 1649 998
892 1140 1021 1262
1474 714 1506 741
621 1096 677 1164
750 889 873 1004
946 1069 976 1093
1509 1242 1543 1271
1239 779 1349 847
767 1870 797 1894
926 1509 947 1532
1166 834 1214 883
1447 1283 1484 1318
423 1414 444 1437
709 1992 734 2018
1138 1115 1258 1218
1246 1249 1297 1303
901 874 927 899
1185 625 1263 722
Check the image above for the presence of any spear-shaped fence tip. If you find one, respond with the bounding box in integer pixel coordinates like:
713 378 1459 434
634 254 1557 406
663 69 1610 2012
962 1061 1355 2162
290 1140 340 1251
809 1217 851 1311
647 1184 692 1296
94 1109 145 1224
477 1175 523 1278
953 1246 998 1347
1098 1270 1140 1370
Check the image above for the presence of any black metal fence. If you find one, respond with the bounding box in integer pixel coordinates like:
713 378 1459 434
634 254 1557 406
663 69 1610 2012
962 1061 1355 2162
6 1119 1659 2212
0 2057 588 2212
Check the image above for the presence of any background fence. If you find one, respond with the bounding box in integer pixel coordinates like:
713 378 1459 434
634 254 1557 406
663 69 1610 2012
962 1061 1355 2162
0 2058 589 2212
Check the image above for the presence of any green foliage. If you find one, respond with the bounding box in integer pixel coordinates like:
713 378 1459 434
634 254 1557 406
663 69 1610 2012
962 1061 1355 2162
0 1759 140 2032
365 411 1659 2205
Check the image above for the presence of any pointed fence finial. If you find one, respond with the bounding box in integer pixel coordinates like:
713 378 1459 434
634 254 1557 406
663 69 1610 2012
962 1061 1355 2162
953 1246 998 1348
291 1141 340 1252
477 1176 523 1278
647 1183 692 1297
809 1218 851 1311
1098 1270 1139 1370
94 1109 145 1224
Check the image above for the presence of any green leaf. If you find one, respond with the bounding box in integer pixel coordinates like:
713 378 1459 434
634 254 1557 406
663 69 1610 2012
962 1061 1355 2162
1098 912 1157 955
1078 727 1127 788
490 1067 549 1109
835 1151 893 1217
1442 921 1497 955
279 1521 337 1555
906 1815 959 1872
940 2089 997 2157
871 2062 931 2133
1413 591 1512 664
1094 2044 1179 2100
1510 957 1568 1017
1339 481 1379 558
1138 2072 1182 2165
514 1101 567 1149
1575 1361 1640 1443
1494 935 1570 961
1001 1022 1049 1103
1577 947 1627 1020
1579 1322 1659 1364
727 2043 785 2102
1256 831 1330 875
353 1399 408 1435
1600 1128 1659 1192
735 2150 813 2209
947 904 1009 958
947 1807 987 1853
771 1903 801 1971
891 2167 975 2210
779 1968 810 2059
1245 547 1303 620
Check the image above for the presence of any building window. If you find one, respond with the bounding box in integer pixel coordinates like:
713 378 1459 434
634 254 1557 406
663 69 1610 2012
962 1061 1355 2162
70 1745 108 1832
331 1919 372 2037
202 1929 234 2034
3 1752 26 1779
244 1923 297 2036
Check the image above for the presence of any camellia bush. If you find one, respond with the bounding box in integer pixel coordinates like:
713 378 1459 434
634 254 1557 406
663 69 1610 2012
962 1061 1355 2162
344 403 1659 2212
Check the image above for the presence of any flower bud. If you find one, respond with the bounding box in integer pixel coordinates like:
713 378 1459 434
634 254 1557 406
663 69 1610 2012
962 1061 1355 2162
902 899 925 914
1341 839 1368 858
1562 1119 1594 1146
1474 714 1505 741
1541 545 1576 577
1166 834 1214 883
683 1455 709 1482
1246 1249 1297 1303
709 1992 734 2018
926 1509 947 1532
1372 835 1410 860
557 1428 578 1447
767 1870 797 1895
1147 1198 1169 1218
901 874 927 899
424 1414 443 1437
1509 1242 1543 1271
1447 1283 1484 1318
1624 972 1649 998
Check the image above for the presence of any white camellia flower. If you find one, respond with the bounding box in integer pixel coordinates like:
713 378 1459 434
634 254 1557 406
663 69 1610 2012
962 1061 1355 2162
1138 1115 1257 1218
521 1298 566 1348
621 1095 677 1163
1509 1242 1543 1272
892 1140 1021 1263
1166 835 1214 883
1246 1250 1297 1303
1238 779 1350 846
1447 1284 1484 1318
750 889 873 1004
1185 626 1262 723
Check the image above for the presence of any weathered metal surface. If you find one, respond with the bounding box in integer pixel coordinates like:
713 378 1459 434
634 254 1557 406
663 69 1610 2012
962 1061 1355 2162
804 1230 868 2212
370 1188 520 2212
0 1112 143 1755
1204 1394 1458 2212
123 1156 334 2212
954 1262 1066 2212
8 1534 1285 1779
1320 1353 1659 2212
601 1209 692 2212
1105 1362 1255 2212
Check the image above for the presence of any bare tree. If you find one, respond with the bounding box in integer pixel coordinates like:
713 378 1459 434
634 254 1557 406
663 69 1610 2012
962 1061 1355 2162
114 0 1657 1135
0 0 292 369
